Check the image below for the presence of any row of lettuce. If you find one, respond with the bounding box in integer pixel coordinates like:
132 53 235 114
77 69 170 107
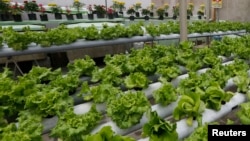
0 35 250 140
0 21 250 51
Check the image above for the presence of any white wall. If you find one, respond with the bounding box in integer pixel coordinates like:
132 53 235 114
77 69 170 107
14 0 151 9
218 0 250 22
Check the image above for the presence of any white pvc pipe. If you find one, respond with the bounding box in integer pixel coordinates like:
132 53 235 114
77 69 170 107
90 60 245 136
90 64 242 136
72 55 233 105
219 55 234 62
42 58 238 133
90 101 178 135
177 92 246 140
137 93 247 141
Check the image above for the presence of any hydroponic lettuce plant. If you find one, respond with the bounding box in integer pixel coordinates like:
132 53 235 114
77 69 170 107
177 72 202 95
142 110 178 141
153 81 178 106
107 91 151 129
234 37 250 60
104 54 129 75
157 22 172 35
176 41 198 70
91 64 123 86
196 47 222 68
200 82 234 111
25 86 73 117
154 51 181 81
84 25 100 40
157 65 181 81
204 65 231 88
184 120 235 141
177 69 228 96
185 56 204 72
78 81 121 103
23 66 62 84
2 27 32 51
173 92 205 126
45 25 80 45
50 105 102 141
210 36 235 57
0 68 16 116
0 111 43 141
151 44 178 59
154 55 177 68
8 76 38 115
175 49 193 67
67 55 96 77
224 58 249 78
125 23 144 37
99 24 119 40
168 21 180 33
49 73 81 94
22 27 41 44
126 55 156 75
236 102 250 125
183 123 209 141
124 72 150 90
145 23 161 37
0 67 13 79
136 56 156 75
233 71 250 93
114 24 129 38
83 126 136 141
178 40 194 51
182 45 217 72
36 32 52 47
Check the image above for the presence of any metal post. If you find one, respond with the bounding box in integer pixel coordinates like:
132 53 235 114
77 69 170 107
216 8 219 22
206 0 211 22
105 0 108 18
179 0 188 41
205 0 211 45
105 0 108 10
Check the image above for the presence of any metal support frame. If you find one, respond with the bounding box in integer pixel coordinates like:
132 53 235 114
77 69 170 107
179 0 188 41
206 0 211 22
205 0 212 44
5 56 24 76
216 8 220 22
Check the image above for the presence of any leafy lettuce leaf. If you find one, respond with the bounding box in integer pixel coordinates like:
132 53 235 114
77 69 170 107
153 82 177 106
173 92 205 126
78 82 121 103
84 126 136 141
201 83 234 111
236 102 250 125
67 55 96 77
0 111 43 141
107 91 151 129
124 72 150 90
142 110 178 141
50 104 102 140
